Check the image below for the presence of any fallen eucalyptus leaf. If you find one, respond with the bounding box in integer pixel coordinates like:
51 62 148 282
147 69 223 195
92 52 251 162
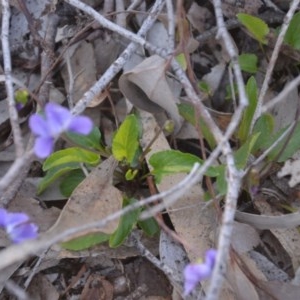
48 156 122 242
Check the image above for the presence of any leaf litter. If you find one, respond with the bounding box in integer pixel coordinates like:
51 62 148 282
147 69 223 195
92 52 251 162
1 0 300 299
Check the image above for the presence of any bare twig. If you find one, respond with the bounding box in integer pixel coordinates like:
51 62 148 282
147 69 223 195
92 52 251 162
65 48 75 109
1 0 24 158
202 1 248 299
165 0 175 51
0 150 34 195
130 231 183 293
247 122 295 173
23 249 49 289
250 0 300 132
39 12 59 106
115 0 126 28
262 73 300 113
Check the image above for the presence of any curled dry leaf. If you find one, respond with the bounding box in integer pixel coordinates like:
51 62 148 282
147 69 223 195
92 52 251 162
119 55 183 132
47 156 122 241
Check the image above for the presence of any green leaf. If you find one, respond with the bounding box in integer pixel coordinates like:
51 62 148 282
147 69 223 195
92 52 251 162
43 147 100 171
178 103 216 149
198 81 211 95
234 133 260 169
215 165 227 195
37 163 80 195
176 53 187 71
252 113 274 153
66 126 103 151
138 217 159 237
149 150 218 183
61 232 109 251
59 169 85 197
267 122 300 162
238 53 258 73
237 76 258 143
112 114 140 165
284 12 300 49
109 198 141 248
125 169 138 181
237 13 269 44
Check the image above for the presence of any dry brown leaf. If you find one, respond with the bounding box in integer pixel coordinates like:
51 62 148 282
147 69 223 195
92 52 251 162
249 250 289 282
27 274 59 300
221 0 262 18
256 280 300 300
226 256 260 300
187 2 213 34
119 55 183 132
47 156 122 240
231 222 260 254
278 159 300 188
255 197 300 272
0 263 22 294
80 274 113 300
61 41 97 103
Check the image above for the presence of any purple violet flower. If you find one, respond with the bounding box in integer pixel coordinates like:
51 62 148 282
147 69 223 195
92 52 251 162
29 103 93 158
0 208 38 243
183 249 217 296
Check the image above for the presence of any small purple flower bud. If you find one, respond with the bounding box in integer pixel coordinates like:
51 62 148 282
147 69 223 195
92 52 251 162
0 208 38 243
183 249 217 296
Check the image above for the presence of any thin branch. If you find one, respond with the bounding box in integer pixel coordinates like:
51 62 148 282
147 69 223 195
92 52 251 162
262 73 300 113
246 122 295 173
250 0 300 132
1 0 24 157
0 163 201 270
0 150 34 195
130 231 183 294
38 12 59 106
115 0 126 28
203 1 248 299
165 0 175 51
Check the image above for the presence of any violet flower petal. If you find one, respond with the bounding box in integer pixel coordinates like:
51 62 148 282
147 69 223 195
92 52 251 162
45 103 72 136
29 114 49 137
205 249 217 268
0 208 8 227
5 212 29 229
68 116 93 135
184 264 212 295
34 136 54 158
183 249 217 296
8 222 38 243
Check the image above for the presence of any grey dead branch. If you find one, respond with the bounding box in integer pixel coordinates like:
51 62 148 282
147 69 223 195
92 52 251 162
1 0 300 299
